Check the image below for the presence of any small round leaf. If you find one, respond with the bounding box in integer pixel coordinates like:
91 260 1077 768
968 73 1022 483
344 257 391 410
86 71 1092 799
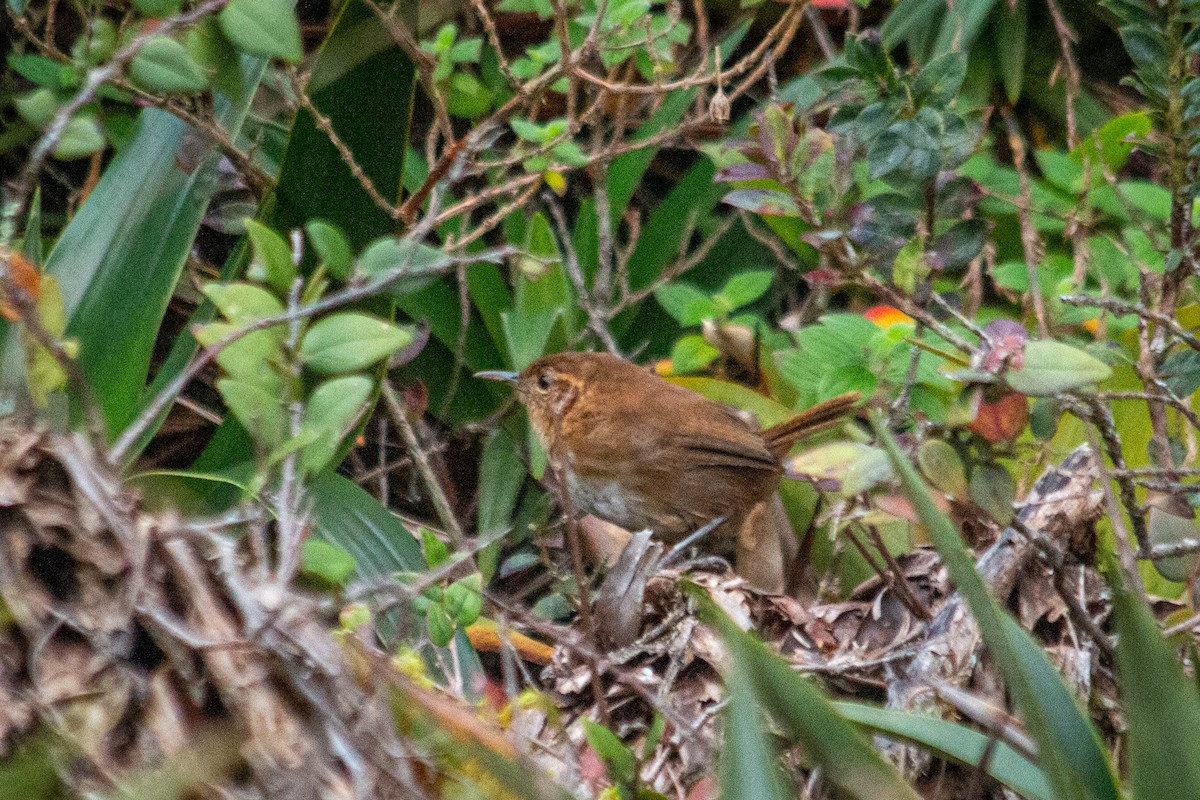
299 313 413 374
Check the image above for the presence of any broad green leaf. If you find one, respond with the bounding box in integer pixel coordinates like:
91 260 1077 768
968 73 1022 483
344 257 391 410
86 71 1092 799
1005 341 1113 396
426 603 454 647
991 0 1027 103
14 88 58 128
359 235 451 284
670 334 719 374
299 313 412 374
720 667 787 800
1111 579 1200 799
477 428 523 536
834 702 1051 800
917 439 967 499
1145 501 1200 582
421 527 450 568
194 321 284 384
129 36 209 93
308 469 423 575
219 0 303 62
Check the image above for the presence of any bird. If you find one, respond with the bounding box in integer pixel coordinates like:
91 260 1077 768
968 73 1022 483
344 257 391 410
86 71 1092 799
479 351 859 592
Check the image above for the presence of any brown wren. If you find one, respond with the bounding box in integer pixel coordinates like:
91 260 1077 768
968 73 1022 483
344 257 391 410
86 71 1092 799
479 352 859 591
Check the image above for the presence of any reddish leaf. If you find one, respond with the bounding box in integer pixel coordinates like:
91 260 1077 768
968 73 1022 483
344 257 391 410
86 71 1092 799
970 391 1029 443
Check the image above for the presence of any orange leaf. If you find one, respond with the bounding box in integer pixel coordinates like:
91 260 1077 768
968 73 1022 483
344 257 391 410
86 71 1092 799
0 250 42 321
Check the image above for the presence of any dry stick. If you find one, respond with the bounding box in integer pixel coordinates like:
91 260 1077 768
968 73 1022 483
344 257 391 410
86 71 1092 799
380 381 467 550
1061 293 1200 352
864 524 932 621
546 197 621 354
999 106 1050 339
1008 517 1115 658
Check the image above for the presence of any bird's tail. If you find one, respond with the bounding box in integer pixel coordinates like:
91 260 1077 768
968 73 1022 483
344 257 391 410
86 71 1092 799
762 392 860 459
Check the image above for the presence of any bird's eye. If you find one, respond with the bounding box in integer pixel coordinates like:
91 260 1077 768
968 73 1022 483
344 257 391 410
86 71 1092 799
537 372 553 391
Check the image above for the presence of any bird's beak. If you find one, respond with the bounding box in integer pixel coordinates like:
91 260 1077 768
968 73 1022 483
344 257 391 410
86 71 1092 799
475 370 520 384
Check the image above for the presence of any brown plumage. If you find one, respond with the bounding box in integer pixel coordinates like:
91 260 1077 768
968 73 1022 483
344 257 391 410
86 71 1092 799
494 352 859 590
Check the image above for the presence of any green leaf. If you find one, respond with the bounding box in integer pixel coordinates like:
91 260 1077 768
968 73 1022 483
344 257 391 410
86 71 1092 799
359 236 452 284
582 720 637 785
1005 341 1113 396
421 527 450 568
1072 112 1152 173
447 71 492 118
1145 501 1200 583
299 313 413 374
219 0 303 62
655 282 719 325
444 573 483 626
912 51 967 105
716 270 773 310
301 538 357 586
929 219 987 270
1111 578 1200 799
217 378 286 447
722 188 800 216
1159 349 1200 398
244 219 296 294
426 603 454 647
835 702 1051 800
305 220 354 280
477 428 524 536
309 470 424 577
670 334 719 374
195 321 285 384
969 462 1016 525
14 88 58 128
719 667 787 800
51 114 105 159
299 375 372 474
129 35 209 93
918 439 967 499
202 281 284 323
991 0 1027 103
